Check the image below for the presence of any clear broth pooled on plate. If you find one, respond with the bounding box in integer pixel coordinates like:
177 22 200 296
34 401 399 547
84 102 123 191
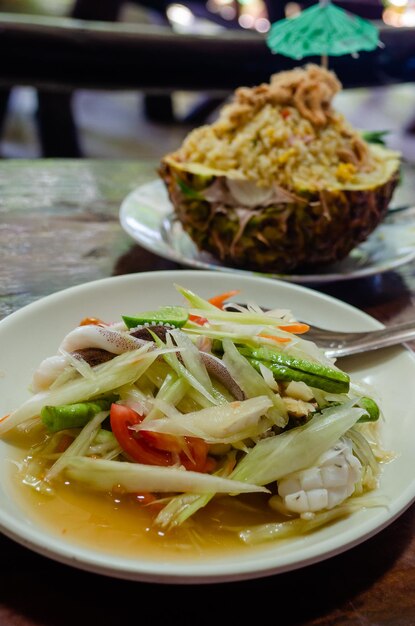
10 459 280 560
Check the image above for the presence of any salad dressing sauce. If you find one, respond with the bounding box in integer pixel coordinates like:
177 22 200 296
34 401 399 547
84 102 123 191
10 461 282 560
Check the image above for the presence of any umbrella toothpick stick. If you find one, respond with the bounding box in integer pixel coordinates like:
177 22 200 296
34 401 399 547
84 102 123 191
266 0 380 69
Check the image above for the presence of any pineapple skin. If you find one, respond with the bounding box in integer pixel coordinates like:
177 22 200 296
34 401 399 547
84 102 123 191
159 161 399 274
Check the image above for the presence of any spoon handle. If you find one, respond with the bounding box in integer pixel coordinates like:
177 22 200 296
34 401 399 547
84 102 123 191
326 320 415 358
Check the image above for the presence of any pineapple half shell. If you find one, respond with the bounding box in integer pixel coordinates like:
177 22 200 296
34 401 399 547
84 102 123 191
159 145 400 274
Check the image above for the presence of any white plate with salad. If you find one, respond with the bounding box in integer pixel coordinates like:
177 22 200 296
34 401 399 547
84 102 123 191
0 270 415 584
119 180 415 284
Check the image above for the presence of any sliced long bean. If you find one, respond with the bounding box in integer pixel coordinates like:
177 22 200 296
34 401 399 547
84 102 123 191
248 359 348 393
41 394 118 433
238 346 350 393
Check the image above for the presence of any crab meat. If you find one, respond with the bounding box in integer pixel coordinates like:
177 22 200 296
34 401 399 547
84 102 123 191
277 438 362 514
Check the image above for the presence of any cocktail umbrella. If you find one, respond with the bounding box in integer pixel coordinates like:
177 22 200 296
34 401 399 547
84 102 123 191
266 0 380 67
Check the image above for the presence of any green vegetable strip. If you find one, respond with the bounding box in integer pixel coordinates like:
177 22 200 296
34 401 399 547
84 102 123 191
0 346 159 435
348 427 379 476
356 397 380 422
231 401 364 486
170 329 227 404
222 339 287 426
45 410 110 482
248 358 347 394
41 395 118 433
155 493 213 530
174 285 219 311
242 345 349 381
143 374 188 423
239 345 349 393
155 452 238 529
150 330 219 405
239 495 387 544
64 457 268 494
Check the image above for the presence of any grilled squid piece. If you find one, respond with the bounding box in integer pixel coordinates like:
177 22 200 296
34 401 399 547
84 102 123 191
200 352 245 401
277 438 361 514
31 355 69 392
31 326 148 392
59 325 147 354
134 326 245 401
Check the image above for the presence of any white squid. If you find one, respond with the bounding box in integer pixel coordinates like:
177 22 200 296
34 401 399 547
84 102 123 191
277 438 362 515
58 325 145 354
31 325 146 392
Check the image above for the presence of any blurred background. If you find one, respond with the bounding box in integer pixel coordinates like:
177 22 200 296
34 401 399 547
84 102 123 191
0 0 414 165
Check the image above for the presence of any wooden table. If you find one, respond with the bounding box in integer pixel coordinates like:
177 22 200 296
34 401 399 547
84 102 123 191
1 159 415 625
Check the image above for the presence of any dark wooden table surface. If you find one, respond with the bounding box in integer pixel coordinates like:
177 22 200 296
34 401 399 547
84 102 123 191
1 159 415 625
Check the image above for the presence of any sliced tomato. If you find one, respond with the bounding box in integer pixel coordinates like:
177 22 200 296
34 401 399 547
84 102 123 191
110 404 212 472
141 430 212 472
179 437 209 473
139 429 185 454
110 404 171 466
79 317 108 326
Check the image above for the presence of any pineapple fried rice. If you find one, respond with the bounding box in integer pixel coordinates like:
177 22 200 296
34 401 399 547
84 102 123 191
159 65 400 273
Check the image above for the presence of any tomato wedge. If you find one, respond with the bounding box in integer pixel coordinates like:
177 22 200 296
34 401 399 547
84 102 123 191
139 429 185 454
180 437 210 473
140 429 212 472
79 317 108 326
110 404 171 466
110 404 213 472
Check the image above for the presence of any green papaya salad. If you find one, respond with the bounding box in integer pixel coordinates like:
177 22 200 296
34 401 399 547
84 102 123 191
0 285 388 544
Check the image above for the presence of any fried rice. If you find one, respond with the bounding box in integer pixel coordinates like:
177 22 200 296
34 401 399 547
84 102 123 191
166 65 397 192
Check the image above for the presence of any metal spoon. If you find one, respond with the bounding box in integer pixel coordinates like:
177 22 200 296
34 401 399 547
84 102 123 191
229 303 415 359
303 320 415 359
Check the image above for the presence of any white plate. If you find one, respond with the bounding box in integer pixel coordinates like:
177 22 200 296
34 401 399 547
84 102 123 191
119 180 415 284
1 270 415 584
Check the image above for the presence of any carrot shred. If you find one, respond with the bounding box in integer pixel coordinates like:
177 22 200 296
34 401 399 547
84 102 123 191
0 414 9 423
208 290 240 309
259 333 292 343
189 314 208 326
278 323 310 334
188 290 240 324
